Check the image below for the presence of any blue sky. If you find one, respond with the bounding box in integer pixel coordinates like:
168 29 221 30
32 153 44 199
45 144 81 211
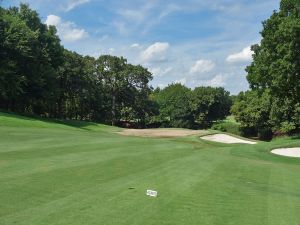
2 0 279 94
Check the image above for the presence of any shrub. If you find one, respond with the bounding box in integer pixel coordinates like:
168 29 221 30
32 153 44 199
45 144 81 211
212 121 241 136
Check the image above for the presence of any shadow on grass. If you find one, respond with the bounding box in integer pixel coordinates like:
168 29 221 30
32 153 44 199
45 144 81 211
52 119 101 130
291 135 300 140
0 111 102 130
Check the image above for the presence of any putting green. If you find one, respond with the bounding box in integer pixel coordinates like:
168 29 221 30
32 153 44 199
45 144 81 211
0 112 300 225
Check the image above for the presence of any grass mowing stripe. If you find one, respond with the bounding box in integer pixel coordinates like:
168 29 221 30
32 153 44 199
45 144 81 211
1 112 300 225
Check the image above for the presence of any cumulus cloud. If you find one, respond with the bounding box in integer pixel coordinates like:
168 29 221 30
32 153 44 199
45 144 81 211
190 59 215 74
203 74 227 87
226 46 253 63
64 0 90 12
45 15 88 42
140 42 170 63
45 15 61 26
149 66 173 77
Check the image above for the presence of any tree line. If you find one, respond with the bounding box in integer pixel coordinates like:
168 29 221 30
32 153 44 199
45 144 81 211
232 0 300 139
152 84 232 129
0 4 232 128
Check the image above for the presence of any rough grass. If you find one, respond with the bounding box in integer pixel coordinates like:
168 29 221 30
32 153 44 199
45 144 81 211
0 112 300 225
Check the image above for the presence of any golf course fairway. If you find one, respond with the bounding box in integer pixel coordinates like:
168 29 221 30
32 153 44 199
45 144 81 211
0 112 300 225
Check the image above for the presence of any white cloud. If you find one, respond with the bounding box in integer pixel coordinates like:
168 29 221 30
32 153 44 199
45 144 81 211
203 74 227 87
45 15 88 42
45 15 61 26
64 0 90 12
190 59 215 74
130 43 140 48
61 23 88 42
140 42 170 63
150 66 173 77
174 78 187 85
27 0 278 95
226 46 253 63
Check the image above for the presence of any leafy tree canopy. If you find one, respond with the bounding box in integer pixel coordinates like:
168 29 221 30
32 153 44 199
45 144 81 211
233 0 300 138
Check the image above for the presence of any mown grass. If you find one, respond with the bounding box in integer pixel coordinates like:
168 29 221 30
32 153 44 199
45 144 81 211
0 112 300 225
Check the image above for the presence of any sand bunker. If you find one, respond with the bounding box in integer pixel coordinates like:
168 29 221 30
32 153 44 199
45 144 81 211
117 128 208 138
200 134 256 144
271 148 300 158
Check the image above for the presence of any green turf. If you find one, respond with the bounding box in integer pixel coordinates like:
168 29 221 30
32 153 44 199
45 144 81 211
0 112 300 225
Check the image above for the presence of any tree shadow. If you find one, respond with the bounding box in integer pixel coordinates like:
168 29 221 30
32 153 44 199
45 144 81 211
51 119 100 130
291 135 300 140
0 111 101 130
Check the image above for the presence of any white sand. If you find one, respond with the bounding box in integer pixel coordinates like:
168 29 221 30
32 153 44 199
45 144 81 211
271 148 300 158
200 134 257 144
117 128 209 138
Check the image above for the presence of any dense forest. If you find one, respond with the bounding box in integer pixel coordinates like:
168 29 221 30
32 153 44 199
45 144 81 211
0 4 232 129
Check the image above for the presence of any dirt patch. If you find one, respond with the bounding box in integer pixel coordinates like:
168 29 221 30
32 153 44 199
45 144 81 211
117 128 208 138
200 134 256 144
271 148 300 158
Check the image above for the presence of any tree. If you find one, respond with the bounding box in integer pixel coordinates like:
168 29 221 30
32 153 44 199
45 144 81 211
233 0 300 137
0 4 63 114
96 55 128 125
191 87 231 127
0 4 156 127
96 55 153 126
231 91 272 139
122 64 154 127
154 83 194 128
56 50 95 119
1 3 236 130
0 6 36 110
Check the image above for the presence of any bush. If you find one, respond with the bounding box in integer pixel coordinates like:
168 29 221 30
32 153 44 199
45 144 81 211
239 126 257 137
279 121 296 135
212 121 241 136
257 127 273 140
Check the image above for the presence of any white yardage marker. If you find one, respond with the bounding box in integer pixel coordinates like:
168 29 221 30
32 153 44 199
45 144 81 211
146 189 158 197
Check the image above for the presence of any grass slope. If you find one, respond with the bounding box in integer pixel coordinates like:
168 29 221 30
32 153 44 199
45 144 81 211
0 112 300 225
